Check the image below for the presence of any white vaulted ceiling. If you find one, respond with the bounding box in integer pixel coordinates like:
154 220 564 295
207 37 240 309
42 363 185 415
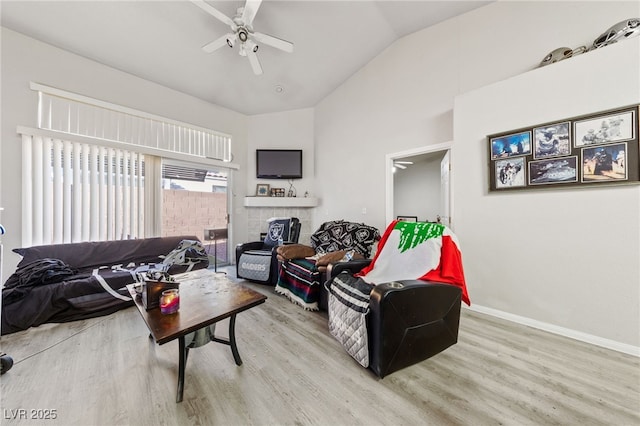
1 0 492 115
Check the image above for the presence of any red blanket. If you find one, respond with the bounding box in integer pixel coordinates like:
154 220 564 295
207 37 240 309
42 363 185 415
357 220 470 305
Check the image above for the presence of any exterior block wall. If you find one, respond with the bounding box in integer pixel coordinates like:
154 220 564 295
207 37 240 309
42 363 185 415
162 189 227 240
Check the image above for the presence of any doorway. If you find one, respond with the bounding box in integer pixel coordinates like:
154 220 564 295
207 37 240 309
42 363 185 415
385 143 452 226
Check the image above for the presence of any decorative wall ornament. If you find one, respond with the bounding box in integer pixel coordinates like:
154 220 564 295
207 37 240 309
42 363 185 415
539 47 576 67
591 18 640 50
537 18 639 68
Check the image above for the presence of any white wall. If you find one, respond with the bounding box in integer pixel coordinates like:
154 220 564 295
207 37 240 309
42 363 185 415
244 108 316 241
454 37 640 348
0 28 248 274
393 157 442 222
314 1 638 231
313 1 640 349
246 108 315 196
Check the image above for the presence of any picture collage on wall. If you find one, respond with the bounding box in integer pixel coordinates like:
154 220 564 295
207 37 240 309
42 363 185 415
488 105 639 191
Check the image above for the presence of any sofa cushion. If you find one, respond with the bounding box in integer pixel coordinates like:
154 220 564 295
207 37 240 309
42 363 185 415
264 218 295 248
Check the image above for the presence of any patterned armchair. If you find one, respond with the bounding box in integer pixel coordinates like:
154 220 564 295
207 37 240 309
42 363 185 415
274 220 381 310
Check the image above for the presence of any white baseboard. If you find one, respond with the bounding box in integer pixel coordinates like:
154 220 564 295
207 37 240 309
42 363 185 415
464 304 640 358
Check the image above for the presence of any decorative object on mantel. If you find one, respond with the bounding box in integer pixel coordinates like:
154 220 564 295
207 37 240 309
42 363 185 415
270 187 285 197
287 179 297 197
256 183 270 196
538 18 639 68
488 105 639 192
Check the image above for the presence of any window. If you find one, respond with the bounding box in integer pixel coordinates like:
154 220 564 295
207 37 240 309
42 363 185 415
19 84 238 247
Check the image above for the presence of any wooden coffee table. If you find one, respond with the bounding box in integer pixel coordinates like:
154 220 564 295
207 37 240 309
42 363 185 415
127 270 267 402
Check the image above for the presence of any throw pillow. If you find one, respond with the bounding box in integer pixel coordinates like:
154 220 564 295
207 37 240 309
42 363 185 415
264 218 293 248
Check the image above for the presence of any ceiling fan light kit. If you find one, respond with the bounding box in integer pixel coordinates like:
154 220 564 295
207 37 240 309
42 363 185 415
393 160 413 170
191 0 294 75
238 28 249 43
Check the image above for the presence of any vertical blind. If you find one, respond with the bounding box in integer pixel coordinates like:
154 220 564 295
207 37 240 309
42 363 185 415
35 85 232 162
21 133 145 246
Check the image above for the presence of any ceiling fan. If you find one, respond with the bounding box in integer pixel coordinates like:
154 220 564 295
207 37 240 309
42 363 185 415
393 161 413 170
191 0 294 75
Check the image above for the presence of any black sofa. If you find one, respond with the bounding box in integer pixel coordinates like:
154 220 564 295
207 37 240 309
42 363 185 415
1 235 207 335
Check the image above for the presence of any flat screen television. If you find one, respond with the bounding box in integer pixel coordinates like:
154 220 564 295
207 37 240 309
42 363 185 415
256 149 303 179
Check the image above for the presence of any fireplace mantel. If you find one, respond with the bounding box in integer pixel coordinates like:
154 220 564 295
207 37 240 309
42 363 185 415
243 197 318 208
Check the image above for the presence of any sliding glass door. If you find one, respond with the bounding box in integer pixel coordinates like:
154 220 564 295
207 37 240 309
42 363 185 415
161 160 230 267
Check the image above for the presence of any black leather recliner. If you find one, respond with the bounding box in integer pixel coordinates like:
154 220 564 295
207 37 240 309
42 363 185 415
325 261 461 378
236 217 301 284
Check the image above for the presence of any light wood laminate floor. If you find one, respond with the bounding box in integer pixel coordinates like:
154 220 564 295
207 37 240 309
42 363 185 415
1 268 638 425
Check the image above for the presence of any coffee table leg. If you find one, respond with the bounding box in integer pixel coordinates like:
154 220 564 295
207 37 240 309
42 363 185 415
229 314 242 366
177 336 189 403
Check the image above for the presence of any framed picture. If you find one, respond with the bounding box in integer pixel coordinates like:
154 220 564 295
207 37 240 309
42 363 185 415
528 156 578 185
574 109 635 147
396 216 418 222
581 143 628 182
270 187 285 197
533 121 571 159
256 184 270 196
495 157 526 189
490 131 532 160
489 104 639 191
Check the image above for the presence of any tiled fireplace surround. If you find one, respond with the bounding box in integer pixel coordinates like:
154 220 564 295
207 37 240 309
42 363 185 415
247 207 314 245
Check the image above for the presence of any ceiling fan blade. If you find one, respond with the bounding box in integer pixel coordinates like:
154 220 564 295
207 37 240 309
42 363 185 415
241 0 262 27
190 0 235 28
394 164 407 169
202 33 234 53
246 44 263 75
395 161 414 165
252 31 294 53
